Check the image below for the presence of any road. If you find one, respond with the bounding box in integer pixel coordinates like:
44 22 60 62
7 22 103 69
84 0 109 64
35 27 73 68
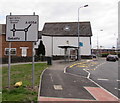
39 59 119 101
40 61 97 100
88 59 119 98
66 58 119 98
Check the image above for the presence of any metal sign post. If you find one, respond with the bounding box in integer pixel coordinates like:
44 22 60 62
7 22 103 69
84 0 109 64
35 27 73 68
32 42 35 88
32 12 36 89
6 13 39 89
8 42 11 88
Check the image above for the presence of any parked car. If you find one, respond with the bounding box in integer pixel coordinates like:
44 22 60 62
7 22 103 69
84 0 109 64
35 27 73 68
114 55 119 61
106 55 119 62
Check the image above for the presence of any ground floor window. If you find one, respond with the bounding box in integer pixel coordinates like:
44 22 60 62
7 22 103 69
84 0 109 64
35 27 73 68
20 47 29 57
5 48 16 55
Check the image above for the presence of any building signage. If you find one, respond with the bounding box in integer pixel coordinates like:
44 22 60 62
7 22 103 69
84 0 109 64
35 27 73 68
6 15 39 41
79 42 83 47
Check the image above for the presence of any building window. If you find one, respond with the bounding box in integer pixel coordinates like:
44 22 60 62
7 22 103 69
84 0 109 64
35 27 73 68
5 48 16 55
20 47 29 57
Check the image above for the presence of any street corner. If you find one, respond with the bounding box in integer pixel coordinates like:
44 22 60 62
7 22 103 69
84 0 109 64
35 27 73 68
38 86 119 102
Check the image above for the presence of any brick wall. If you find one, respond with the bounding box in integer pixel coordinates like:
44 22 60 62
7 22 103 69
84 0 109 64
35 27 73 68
1 35 33 58
0 35 2 59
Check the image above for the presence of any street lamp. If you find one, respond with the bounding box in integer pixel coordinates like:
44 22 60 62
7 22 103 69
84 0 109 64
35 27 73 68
78 5 88 61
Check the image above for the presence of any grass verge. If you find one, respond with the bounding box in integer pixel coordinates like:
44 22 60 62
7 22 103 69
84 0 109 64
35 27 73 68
1 63 47 102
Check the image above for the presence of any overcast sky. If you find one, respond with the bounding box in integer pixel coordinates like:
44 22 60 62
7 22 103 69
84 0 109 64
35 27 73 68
0 0 119 49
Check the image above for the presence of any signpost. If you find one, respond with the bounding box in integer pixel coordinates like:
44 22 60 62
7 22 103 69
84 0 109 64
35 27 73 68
6 14 39 88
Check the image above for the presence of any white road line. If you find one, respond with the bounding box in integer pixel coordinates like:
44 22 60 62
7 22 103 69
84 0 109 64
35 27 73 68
65 72 87 78
64 67 67 73
97 78 109 81
83 69 90 79
114 88 120 91
49 73 54 82
95 62 106 69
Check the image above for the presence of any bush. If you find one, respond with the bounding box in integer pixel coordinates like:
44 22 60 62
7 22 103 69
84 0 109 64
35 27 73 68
101 53 109 57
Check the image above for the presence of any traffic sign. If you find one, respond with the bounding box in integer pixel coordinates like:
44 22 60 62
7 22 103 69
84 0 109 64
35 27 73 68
6 15 39 41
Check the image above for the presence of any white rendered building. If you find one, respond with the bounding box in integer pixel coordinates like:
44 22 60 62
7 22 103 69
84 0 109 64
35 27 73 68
41 22 92 59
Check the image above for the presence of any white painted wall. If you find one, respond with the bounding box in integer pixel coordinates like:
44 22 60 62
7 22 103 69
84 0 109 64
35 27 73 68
42 36 91 56
42 36 52 56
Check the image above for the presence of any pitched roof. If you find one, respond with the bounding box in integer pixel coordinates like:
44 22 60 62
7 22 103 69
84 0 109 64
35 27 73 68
42 22 92 37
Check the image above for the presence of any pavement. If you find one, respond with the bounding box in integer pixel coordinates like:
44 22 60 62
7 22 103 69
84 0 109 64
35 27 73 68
38 59 119 103
0 61 47 67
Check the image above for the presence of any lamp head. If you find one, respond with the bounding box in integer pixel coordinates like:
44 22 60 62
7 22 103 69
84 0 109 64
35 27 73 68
84 5 88 7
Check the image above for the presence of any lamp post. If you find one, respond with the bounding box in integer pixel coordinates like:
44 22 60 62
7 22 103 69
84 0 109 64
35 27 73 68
96 29 103 57
78 5 88 61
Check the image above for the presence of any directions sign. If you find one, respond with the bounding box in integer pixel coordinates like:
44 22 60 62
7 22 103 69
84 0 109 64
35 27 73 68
6 15 39 41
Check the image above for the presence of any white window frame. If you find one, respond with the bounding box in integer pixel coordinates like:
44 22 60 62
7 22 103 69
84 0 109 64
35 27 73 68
5 48 16 55
20 47 29 57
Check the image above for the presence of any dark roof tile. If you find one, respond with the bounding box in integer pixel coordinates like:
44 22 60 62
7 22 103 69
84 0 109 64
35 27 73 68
42 22 92 37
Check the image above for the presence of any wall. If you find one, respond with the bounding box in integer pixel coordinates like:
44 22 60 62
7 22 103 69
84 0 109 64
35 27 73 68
42 36 91 56
1 35 33 58
0 35 2 59
42 36 52 56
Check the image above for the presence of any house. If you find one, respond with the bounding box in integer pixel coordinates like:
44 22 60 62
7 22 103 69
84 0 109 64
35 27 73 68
0 24 33 63
41 22 92 59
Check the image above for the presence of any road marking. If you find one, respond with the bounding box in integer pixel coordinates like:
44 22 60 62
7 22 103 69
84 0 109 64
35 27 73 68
73 80 77 83
77 65 88 67
83 69 91 79
91 62 97 64
53 85 63 90
49 73 54 82
86 60 92 62
90 65 94 66
83 68 96 71
114 88 120 91
97 78 109 81
116 80 120 82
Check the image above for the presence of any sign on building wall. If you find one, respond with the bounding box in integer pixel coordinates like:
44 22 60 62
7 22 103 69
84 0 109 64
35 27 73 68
79 42 83 47
6 15 39 41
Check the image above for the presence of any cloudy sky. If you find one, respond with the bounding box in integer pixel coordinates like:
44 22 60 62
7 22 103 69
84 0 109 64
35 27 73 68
0 0 119 49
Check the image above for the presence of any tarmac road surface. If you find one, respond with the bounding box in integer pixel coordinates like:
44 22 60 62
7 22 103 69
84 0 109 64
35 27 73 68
38 59 119 102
